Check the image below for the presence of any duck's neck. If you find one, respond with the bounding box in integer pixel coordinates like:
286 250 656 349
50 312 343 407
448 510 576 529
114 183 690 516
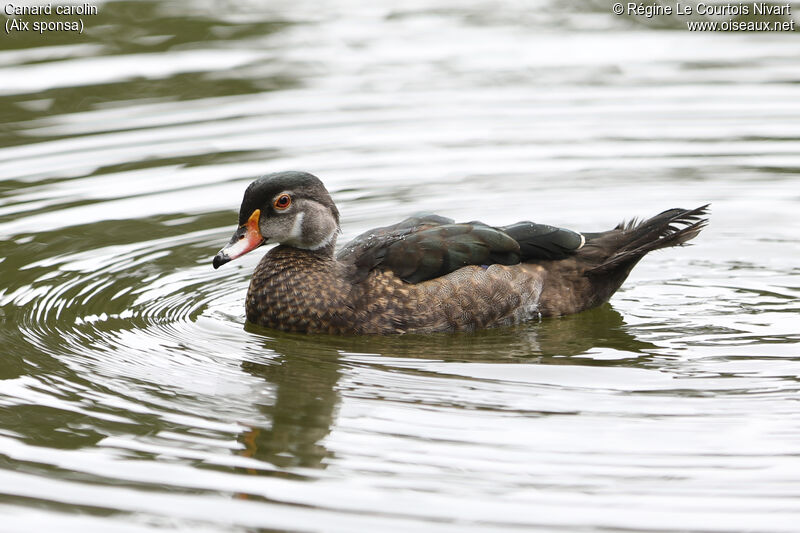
263 244 336 274
283 218 339 254
303 239 337 259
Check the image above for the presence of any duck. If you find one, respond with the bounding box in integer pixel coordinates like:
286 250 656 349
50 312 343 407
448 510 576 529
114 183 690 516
213 171 708 335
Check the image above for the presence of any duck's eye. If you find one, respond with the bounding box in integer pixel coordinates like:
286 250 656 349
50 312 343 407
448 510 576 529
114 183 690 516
273 194 291 210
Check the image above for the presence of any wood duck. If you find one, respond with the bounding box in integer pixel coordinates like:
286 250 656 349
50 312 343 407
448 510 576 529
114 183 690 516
213 171 708 335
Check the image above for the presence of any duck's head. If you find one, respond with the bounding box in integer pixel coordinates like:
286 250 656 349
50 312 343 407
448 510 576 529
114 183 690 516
213 171 340 269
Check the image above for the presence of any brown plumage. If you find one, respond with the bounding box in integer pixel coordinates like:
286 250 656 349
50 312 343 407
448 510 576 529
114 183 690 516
214 171 708 335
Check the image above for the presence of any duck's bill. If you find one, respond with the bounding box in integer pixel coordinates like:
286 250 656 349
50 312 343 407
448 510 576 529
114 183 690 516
213 209 264 269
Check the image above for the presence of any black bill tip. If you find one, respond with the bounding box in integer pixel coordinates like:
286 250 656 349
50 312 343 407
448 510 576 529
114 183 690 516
212 252 230 270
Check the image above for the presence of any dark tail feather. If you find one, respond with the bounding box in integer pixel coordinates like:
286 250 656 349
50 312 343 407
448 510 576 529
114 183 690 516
586 204 709 277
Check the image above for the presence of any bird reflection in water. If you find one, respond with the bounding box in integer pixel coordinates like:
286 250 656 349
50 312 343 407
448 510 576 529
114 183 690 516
232 303 657 484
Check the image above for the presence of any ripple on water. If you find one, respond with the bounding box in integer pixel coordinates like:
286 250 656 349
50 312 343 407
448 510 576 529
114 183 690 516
2 173 800 532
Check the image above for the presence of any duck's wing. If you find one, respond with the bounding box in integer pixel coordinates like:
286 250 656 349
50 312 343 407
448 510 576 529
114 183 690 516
337 214 452 265
339 214 512 283
339 214 584 284
499 222 585 261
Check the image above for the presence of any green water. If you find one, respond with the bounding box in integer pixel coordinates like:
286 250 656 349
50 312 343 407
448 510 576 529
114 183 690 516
1 1 799 531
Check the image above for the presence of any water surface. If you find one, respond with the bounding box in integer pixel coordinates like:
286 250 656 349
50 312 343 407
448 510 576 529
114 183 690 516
1 1 800 531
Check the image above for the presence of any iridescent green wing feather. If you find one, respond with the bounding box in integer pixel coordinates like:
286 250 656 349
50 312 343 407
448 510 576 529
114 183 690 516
339 215 584 284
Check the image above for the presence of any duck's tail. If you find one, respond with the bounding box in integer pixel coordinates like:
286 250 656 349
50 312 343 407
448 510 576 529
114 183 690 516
535 205 709 317
585 204 710 278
